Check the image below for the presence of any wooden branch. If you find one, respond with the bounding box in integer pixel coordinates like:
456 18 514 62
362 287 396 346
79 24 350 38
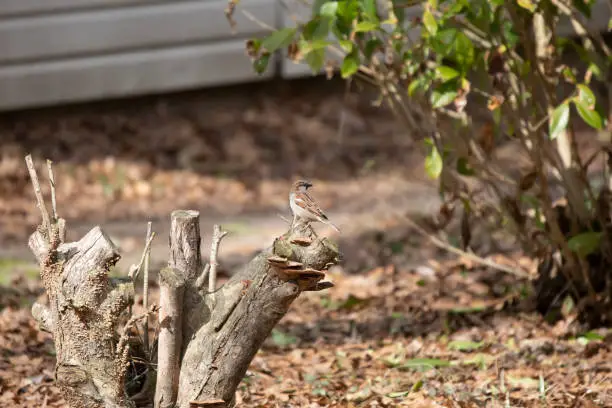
25 154 51 238
128 229 156 280
176 225 339 408
46 159 58 224
143 221 153 355
195 264 211 291
168 210 202 283
155 211 202 408
208 225 228 292
155 268 185 408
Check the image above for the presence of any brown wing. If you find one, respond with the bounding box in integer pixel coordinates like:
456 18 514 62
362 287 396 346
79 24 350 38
294 191 329 220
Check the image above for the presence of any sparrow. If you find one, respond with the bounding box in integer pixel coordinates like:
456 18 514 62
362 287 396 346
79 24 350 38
289 180 340 232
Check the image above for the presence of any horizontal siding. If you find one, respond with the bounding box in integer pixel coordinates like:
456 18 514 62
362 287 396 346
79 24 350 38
0 40 275 111
0 0 188 17
0 0 276 64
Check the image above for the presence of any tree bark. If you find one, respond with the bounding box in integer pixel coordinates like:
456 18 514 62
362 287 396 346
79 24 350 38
29 226 135 408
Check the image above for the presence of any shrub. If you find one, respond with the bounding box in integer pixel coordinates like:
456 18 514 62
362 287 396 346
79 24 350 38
244 0 612 326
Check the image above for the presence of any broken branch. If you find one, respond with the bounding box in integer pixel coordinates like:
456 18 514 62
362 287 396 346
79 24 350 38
25 154 51 238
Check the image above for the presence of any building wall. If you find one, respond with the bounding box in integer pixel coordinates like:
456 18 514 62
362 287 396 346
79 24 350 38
0 0 277 111
0 0 609 111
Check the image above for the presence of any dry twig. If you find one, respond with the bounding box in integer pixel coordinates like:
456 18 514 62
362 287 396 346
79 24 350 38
400 214 530 279
143 221 153 354
25 154 51 238
129 230 157 280
209 225 229 292
117 306 160 368
195 263 211 291
46 159 58 223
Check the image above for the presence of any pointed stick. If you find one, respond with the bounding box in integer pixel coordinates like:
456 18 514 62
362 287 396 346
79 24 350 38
25 155 51 238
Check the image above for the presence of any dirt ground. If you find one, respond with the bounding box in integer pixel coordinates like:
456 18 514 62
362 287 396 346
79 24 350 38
2 256 611 407
1 76 611 407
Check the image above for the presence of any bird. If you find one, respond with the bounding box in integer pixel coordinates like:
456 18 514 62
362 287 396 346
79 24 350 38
289 179 340 232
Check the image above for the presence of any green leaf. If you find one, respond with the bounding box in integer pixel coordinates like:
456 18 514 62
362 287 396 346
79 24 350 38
574 100 604 129
580 331 605 341
437 28 458 45
261 28 297 52
431 85 458 109
517 0 536 12
320 1 338 18
452 32 475 71
425 145 443 179
387 390 410 398
359 0 378 21
549 102 570 140
300 39 331 54
252 53 270 75
435 66 460 82
399 358 451 371
341 51 359 78
408 77 425 96
304 48 326 73
311 0 328 15
303 17 333 41
576 84 596 108
448 340 484 352
423 8 438 35
443 1 465 18
355 21 379 32
450 305 486 313
338 39 353 52
568 231 603 257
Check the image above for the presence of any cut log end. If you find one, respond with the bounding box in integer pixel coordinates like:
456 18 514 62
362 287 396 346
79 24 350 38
172 209 201 219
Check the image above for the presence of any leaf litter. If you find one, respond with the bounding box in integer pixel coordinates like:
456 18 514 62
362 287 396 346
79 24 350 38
2 241 611 407
0 77 611 407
